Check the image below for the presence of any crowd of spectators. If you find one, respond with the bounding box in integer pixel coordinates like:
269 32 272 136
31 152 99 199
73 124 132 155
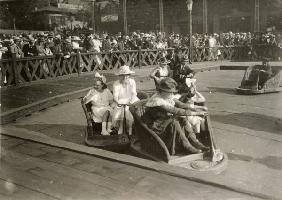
0 30 281 60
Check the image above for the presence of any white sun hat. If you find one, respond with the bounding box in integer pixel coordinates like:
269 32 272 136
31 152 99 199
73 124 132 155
116 65 135 75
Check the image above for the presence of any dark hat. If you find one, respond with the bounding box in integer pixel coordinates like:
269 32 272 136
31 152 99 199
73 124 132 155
181 55 190 63
158 77 178 93
38 37 45 42
158 57 170 65
262 57 271 64
48 32 54 38
12 36 21 41
38 31 47 37
28 36 35 42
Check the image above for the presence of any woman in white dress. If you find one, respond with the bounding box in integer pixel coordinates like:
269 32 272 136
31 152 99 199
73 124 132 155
83 73 113 135
112 65 139 135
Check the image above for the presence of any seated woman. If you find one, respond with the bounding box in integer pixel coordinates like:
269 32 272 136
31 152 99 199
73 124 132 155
82 73 113 136
142 77 208 155
150 57 171 89
112 65 139 136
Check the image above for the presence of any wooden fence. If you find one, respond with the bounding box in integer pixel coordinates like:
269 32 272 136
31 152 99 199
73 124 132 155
0 45 279 87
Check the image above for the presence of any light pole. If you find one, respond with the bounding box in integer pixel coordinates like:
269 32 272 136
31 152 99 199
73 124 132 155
89 0 96 34
159 0 164 33
186 0 193 62
123 0 128 35
13 18 16 35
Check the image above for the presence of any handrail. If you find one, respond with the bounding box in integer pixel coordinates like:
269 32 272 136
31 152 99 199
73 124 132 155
0 45 278 87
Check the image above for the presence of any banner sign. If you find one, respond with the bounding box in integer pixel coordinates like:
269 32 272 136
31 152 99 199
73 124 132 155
58 3 83 10
101 14 118 22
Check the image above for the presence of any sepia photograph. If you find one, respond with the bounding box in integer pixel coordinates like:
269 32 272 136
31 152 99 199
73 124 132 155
0 0 281 199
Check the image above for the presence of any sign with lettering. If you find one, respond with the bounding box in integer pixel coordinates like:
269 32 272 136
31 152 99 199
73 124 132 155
58 3 83 10
101 14 118 22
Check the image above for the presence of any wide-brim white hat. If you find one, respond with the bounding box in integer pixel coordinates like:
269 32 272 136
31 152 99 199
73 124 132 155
72 36 81 41
116 65 135 75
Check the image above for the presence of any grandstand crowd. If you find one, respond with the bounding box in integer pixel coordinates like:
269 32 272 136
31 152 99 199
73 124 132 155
0 31 281 60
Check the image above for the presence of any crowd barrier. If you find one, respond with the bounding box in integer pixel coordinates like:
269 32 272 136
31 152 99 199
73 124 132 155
0 45 280 87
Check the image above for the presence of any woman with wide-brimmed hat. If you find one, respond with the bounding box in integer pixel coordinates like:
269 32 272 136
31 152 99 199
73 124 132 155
112 65 139 135
142 77 208 155
150 56 171 89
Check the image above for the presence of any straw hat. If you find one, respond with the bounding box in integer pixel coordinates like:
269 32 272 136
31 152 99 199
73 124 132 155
28 36 35 42
65 38 71 43
116 65 135 75
55 34 61 39
72 36 81 41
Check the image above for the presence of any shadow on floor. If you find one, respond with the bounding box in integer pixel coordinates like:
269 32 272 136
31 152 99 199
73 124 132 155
211 112 282 135
227 152 282 170
207 87 237 95
255 156 282 170
15 124 86 145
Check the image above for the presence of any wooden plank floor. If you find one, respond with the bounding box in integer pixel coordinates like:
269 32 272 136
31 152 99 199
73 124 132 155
0 135 260 200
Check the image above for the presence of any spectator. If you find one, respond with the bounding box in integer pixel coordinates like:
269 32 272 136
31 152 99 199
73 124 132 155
22 36 37 57
92 34 102 53
0 39 8 59
35 38 46 56
116 36 125 51
71 36 82 52
8 38 24 58
62 38 73 58
52 36 63 56
102 36 112 52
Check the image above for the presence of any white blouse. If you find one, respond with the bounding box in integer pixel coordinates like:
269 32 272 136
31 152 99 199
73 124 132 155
113 78 138 104
84 88 113 107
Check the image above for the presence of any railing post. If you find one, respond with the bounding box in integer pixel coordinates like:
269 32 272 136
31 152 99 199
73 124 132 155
11 53 20 85
77 51 81 76
138 47 142 68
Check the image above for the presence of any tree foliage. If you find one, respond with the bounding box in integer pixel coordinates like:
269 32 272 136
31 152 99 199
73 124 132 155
2 0 48 29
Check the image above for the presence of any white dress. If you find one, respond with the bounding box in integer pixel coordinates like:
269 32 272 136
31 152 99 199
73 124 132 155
84 88 113 123
112 78 139 122
173 92 205 134
185 100 204 133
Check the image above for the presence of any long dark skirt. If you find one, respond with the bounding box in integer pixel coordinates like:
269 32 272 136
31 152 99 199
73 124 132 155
149 118 191 155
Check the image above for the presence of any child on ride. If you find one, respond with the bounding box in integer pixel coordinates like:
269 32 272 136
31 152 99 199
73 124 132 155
177 83 207 134
83 72 114 136
174 82 209 151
